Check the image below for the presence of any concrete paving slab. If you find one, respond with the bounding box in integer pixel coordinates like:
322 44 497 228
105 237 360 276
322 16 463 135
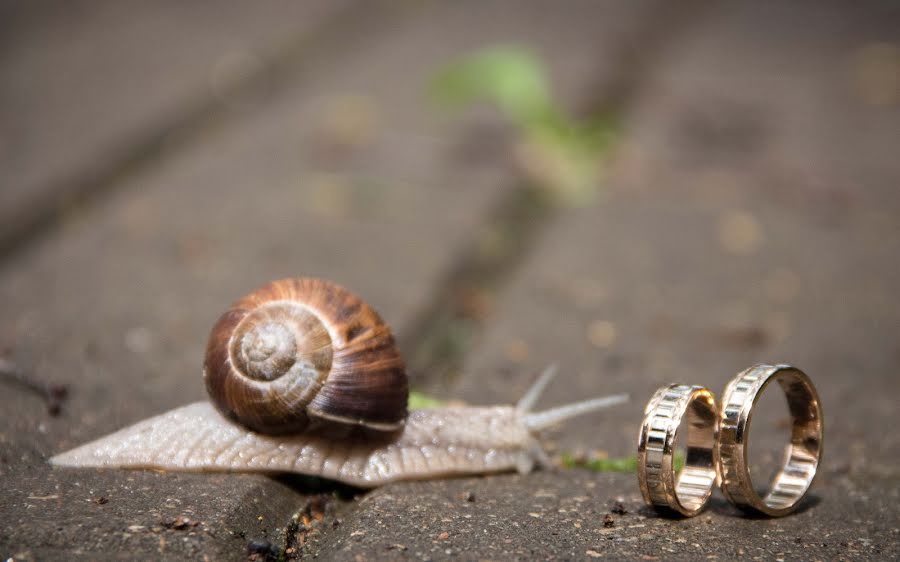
0 1 661 559
302 471 899 560
0 0 355 253
295 1 900 560
454 0 900 471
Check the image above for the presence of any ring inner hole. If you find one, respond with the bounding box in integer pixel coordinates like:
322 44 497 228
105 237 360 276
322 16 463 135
674 393 717 512
748 373 821 510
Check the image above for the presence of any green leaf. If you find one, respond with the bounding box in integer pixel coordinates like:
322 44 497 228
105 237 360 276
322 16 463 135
429 45 622 205
430 45 554 131
561 452 686 473
408 391 447 410
561 453 636 473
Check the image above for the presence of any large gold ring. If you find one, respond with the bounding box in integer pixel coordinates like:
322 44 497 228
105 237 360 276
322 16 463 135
717 364 823 516
637 384 718 516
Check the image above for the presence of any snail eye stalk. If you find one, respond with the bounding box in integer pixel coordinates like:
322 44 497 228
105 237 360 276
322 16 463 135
516 363 628 431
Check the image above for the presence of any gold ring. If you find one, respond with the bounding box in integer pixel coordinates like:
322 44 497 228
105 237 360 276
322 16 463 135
637 384 718 516
717 364 823 516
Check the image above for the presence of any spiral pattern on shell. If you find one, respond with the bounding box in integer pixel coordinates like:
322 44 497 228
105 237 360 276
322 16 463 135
203 278 408 434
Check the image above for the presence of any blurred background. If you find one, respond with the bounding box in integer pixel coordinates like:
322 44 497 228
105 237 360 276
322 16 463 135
1 0 899 558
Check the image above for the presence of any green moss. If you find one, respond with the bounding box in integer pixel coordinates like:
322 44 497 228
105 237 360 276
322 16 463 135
408 391 447 410
561 452 686 473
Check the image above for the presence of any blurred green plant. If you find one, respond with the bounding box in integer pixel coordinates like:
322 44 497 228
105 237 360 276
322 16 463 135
408 390 447 410
430 45 618 204
561 452 686 473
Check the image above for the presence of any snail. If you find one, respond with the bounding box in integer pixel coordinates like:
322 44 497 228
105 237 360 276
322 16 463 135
51 278 627 487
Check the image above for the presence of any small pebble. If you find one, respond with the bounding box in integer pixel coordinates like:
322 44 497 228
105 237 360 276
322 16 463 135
717 211 763 255
504 339 530 363
587 320 617 348
124 326 156 354
160 516 199 530
247 539 279 560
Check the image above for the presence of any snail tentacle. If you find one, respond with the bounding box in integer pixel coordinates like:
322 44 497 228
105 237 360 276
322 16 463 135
516 363 559 412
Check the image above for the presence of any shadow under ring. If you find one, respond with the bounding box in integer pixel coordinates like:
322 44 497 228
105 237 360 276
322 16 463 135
717 364 823 517
637 384 718 517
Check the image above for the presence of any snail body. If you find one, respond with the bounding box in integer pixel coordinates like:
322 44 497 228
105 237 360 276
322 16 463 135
49 403 544 487
51 278 627 487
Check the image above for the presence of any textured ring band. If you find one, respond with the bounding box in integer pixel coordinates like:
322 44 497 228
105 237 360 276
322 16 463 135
637 384 718 516
717 364 823 516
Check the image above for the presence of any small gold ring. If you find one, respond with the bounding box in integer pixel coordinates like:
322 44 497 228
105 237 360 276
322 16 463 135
637 384 718 516
717 364 823 516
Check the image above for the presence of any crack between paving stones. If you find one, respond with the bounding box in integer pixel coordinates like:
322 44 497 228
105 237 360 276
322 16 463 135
400 0 715 393
0 0 413 264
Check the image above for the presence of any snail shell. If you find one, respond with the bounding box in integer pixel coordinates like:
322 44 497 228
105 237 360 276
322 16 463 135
203 278 408 434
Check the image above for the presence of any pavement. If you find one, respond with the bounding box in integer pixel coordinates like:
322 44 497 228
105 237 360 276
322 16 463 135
1 1 898 560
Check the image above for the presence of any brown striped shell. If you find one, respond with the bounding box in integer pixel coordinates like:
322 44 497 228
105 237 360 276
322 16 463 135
203 278 408 434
